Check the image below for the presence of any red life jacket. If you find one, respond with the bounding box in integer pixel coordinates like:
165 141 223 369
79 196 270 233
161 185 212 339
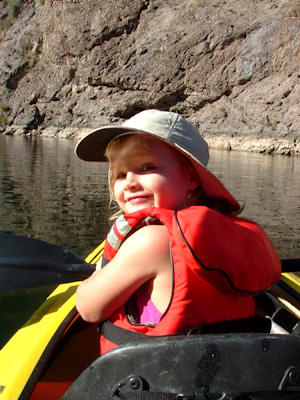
100 206 281 354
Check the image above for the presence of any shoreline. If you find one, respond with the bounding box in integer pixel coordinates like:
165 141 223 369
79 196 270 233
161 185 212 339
2 127 300 156
203 133 300 156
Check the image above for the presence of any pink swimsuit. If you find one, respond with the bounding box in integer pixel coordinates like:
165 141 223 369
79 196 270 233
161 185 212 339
135 285 163 324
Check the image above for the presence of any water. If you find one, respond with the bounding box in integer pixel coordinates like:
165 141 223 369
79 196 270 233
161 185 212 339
208 149 300 259
0 135 111 258
0 135 299 259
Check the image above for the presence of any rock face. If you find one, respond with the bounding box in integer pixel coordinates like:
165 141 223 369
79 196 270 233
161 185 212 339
0 0 299 155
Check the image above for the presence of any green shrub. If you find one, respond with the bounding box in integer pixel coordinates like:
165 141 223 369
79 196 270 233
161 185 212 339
0 0 24 33
0 103 10 125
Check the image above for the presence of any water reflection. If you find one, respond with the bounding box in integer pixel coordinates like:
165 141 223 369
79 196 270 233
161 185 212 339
0 136 111 257
208 150 300 258
0 135 299 259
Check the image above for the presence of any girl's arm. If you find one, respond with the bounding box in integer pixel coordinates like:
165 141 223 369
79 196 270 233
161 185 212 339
76 224 172 323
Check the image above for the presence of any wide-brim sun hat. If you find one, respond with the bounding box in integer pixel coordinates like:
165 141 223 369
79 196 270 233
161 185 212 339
75 109 240 213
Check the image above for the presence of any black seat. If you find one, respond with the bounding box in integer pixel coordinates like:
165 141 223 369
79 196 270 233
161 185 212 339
63 333 300 399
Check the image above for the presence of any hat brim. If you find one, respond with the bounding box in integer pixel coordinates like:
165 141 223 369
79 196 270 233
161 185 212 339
75 127 240 213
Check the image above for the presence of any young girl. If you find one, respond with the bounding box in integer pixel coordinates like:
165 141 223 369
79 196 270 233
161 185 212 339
75 109 281 354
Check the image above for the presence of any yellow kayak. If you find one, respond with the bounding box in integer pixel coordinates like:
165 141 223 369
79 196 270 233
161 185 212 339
0 236 299 400
0 237 104 400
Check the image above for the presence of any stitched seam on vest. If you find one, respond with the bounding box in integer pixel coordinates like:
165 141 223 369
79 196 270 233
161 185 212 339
174 210 265 295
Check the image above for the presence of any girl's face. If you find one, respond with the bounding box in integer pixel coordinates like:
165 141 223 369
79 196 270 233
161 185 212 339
108 135 199 214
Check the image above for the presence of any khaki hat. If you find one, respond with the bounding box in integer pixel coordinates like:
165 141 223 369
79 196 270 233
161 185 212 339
75 109 240 212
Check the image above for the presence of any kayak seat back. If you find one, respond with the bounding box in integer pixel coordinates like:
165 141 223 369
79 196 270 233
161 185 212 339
62 333 300 399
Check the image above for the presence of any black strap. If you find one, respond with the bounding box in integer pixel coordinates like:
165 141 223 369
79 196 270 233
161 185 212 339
115 393 192 399
188 316 271 334
115 391 300 400
115 393 204 399
111 374 300 400
100 317 271 347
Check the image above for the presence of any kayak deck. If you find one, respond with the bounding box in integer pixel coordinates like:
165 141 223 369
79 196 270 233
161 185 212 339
0 283 79 400
0 286 57 351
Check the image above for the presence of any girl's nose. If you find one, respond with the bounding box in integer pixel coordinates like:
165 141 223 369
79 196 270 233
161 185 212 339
124 171 140 189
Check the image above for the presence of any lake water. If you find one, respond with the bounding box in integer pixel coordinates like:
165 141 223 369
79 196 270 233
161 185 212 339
0 135 299 260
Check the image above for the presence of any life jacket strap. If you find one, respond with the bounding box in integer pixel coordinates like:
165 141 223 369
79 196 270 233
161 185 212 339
99 317 271 347
111 374 298 400
112 390 299 400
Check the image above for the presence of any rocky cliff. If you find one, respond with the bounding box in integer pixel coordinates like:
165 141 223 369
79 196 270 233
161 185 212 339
0 0 299 155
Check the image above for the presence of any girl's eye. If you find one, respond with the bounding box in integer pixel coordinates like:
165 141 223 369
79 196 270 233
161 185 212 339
115 172 126 180
141 164 155 172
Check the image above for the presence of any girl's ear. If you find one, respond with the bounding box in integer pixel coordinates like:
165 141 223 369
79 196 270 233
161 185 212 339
183 164 201 191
